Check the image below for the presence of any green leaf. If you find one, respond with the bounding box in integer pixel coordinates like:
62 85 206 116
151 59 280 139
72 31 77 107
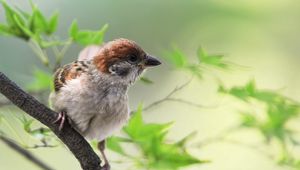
69 20 78 38
26 69 52 91
70 22 108 46
39 40 64 48
197 47 230 69
47 12 59 35
0 24 11 35
245 79 256 95
253 91 284 104
29 128 51 137
239 112 258 127
1 1 29 39
15 6 31 19
187 65 203 79
140 76 154 84
24 120 34 133
122 104 206 169
75 31 94 44
1 1 17 27
218 84 227 93
196 47 206 63
31 7 48 33
13 14 33 37
149 143 208 170
202 55 228 69
19 115 34 133
277 154 300 168
223 80 299 106
220 80 263 102
223 80 300 144
124 104 172 145
19 115 52 139
176 131 197 148
90 24 108 44
164 47 187 68
228 87 250 102
124 104 144 136
107 136 127 156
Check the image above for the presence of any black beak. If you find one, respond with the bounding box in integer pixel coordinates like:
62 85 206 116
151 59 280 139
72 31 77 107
145 55 161 67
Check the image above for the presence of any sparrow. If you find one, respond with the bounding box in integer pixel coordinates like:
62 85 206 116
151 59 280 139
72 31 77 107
49 38 161 169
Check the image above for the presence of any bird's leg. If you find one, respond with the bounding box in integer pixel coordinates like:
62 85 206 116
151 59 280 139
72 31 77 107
98 140 110 170
52 110 66 131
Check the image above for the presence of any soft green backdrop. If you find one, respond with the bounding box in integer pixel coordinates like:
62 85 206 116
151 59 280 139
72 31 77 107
1 0 300 170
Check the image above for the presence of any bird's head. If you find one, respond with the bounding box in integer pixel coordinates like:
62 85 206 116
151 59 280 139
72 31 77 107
93 38 161 85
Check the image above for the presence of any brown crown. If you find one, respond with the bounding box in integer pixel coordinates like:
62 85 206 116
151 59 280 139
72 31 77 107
93 38 146 73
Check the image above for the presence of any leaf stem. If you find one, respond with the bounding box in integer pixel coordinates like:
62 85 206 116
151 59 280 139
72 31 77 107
28 39 49 67
53 38 73 71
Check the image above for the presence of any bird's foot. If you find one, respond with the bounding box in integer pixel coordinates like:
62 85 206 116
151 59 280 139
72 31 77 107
52 110 66 131
101 163 110 170
98 140 110 170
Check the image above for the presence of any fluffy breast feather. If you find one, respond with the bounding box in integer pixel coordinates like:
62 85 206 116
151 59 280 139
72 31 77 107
50 62 130 141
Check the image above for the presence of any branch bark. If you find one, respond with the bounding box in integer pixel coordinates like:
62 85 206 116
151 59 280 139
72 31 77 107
0 72 102 170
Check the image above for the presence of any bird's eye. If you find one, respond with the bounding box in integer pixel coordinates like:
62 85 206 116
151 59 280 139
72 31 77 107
127 55 139 64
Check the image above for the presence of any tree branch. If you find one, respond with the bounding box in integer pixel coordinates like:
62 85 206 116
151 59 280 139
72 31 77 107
0 134 53 170
0 72 102 170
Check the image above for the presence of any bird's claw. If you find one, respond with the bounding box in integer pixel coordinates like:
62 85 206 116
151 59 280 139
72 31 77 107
53 110 66 131
101 164 110 170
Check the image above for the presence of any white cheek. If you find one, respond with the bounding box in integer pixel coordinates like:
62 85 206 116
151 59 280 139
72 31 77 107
126 68 141 85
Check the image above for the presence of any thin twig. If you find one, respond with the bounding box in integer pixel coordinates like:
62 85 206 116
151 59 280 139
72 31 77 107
143 79 193 111
58 39 73 60
0 134 53 170
167 98 215 108
25 144 58 149
53 38 73 72
0 72 102 170
143 78 214 111
196 126 239 147
28 40 49 67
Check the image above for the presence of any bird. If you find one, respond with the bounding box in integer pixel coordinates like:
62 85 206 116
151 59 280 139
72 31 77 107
49 38 161 170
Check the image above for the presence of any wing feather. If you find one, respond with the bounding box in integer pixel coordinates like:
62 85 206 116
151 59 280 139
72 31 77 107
53 60 90 92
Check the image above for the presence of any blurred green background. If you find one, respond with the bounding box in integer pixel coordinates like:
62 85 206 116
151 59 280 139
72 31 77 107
1 0 300 170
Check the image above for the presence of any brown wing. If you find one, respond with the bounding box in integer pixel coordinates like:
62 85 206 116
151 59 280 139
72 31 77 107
54 60 91 92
